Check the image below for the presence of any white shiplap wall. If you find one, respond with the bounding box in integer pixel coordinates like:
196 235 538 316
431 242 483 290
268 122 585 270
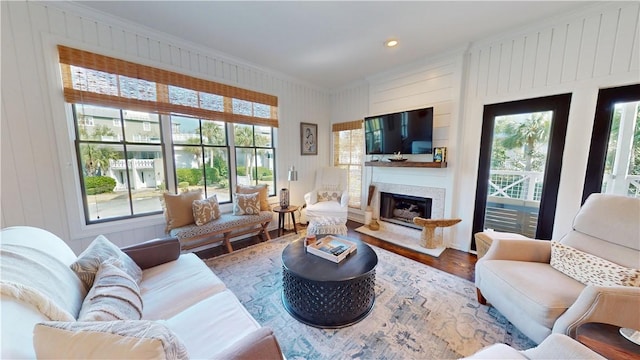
454 2 640 250
1 1 331 253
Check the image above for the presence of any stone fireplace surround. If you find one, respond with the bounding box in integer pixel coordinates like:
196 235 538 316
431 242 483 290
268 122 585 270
356 182 447 257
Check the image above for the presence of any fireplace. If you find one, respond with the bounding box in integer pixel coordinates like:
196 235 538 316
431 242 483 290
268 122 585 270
380 192 432 230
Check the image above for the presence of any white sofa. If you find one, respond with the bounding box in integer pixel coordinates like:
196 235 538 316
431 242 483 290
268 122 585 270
463 333 605 359
0 226 283 359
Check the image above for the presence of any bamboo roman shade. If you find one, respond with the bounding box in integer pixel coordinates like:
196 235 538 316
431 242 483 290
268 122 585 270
58 45 278 127
332 120 363 132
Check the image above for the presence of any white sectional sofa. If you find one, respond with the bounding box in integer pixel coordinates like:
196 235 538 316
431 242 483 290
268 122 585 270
0 226 283 359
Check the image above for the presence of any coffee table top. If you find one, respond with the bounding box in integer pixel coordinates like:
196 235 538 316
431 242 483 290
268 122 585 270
282 236 378 282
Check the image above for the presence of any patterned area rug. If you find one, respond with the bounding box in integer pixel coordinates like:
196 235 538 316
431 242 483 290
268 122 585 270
205 233 535 359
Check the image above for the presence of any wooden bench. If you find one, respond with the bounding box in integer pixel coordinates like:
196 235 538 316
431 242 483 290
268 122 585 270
169 211 273 252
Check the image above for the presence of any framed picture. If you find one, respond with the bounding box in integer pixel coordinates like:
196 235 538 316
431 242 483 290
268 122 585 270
300 122 317 155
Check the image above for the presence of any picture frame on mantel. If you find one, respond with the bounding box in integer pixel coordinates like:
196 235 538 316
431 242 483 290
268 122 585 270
301 122 317 155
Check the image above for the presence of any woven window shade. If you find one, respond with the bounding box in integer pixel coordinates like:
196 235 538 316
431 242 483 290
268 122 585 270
58 45 278 127
332 120 363 132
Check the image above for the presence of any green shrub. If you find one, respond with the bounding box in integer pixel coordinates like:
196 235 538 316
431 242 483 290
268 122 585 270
176 168 202 185
236 166 246 176
85 176 116 195
205 166 220 183
178 182 190 190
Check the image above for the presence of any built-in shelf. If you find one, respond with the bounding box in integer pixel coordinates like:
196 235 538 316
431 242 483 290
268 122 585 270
364 161 447 168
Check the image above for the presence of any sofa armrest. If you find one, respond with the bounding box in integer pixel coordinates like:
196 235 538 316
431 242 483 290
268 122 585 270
121 237 180 270
304 190 317 206
552 285 640 338
214 327 284 360
480 238 551 263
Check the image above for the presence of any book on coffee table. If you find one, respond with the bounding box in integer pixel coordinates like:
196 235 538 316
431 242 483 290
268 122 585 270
306 235 357 263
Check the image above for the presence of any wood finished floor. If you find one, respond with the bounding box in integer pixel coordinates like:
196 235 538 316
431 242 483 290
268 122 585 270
195 220 477 282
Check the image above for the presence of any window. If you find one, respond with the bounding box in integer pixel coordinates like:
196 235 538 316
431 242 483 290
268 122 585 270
172 116 231 202
333 120 364 208
74 104 165 222
234 124 275 195
58 46 278 224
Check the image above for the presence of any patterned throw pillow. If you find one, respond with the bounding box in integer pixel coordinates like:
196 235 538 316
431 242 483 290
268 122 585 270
163 189 203 231
34 320 189 360
233 192 261 215
550 241 640 287
78 259 143 321
192 195 221 226
317 190 341 202
70 235 143 291
236 184 270 211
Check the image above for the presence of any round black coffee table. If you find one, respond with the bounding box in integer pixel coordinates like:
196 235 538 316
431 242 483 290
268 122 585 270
281 237 378 328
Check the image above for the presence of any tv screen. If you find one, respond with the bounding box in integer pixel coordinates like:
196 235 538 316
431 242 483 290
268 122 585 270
365 107 434 155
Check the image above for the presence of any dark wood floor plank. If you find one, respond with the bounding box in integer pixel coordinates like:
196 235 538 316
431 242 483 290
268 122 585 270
196 220 477 282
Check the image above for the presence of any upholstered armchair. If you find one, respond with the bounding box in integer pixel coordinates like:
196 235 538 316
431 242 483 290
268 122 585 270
300 167 349 224
475 193 640 344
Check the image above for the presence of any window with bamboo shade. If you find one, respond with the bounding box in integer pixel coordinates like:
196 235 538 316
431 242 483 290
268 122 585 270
333 120 364 209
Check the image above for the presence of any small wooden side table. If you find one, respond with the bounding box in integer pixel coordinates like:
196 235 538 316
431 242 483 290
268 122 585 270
576 322 640 359
273 205 299 237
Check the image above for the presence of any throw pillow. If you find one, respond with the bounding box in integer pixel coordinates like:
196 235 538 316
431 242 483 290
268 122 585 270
233 192 261 215
192 195 221 226
70 235 143 291
34 320 189 360
163 189 203 231
317 190 341 203
550 241 640 287
78 259 143 321
236 184 270 211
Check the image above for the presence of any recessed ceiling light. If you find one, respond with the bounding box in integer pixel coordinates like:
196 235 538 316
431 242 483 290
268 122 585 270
385 39 399 48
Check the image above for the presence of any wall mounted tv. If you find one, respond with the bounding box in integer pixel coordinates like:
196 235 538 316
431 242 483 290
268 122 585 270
364 107 434 155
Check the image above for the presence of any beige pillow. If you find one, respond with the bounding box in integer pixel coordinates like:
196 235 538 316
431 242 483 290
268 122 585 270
233 192 261 215
317 190 341 202
78 259 143 321
192 195 221 226
163 189 203 231
236 184 269 211
550 241 640 287
70 235 143 291
34 320 189 360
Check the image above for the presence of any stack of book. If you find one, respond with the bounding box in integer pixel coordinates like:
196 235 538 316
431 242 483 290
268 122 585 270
306 236 357 263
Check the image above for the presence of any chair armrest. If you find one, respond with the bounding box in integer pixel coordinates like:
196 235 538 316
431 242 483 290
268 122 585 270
121 237 180 270
481 238 551 263
304 190 317 206
552 285 640 338
340 191 349 208
213 327 284 360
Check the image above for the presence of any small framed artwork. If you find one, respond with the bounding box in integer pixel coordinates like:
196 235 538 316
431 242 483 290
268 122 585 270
300 122 317 155
433 147 447 162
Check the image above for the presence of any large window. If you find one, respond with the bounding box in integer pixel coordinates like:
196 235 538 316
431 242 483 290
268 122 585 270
234 124 276 195
59 46 278 224
333 120 364 209
172 116 231 202
74 104 165 222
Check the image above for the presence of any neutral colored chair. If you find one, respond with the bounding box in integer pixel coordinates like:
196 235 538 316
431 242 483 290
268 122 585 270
462 333 605 359
475 193 640 344
301 167 349 225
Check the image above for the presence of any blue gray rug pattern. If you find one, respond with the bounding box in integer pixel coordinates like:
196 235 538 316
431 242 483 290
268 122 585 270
205 234 535 359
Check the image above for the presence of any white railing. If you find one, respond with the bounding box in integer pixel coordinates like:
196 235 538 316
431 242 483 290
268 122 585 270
488 170 544 201
602 174 640 198
109 159 155 169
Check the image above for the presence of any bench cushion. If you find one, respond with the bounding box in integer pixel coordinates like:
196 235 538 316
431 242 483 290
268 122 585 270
169 211 273 241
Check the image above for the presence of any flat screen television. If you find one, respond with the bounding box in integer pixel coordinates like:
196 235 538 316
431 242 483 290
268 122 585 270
364 107 434 155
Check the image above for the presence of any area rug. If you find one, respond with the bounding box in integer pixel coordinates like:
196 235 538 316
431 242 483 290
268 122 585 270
205 233 535 359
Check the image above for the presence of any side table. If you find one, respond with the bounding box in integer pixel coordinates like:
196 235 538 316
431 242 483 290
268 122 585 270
576 322 640 359
273 205 299 237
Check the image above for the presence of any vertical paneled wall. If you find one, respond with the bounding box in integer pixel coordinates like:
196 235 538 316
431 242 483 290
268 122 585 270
455 2 640 250
1 1 330 253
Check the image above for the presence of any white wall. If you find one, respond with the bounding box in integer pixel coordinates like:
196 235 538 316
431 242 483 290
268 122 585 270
330 1 639 252
1 1 331 253
455 1 640 250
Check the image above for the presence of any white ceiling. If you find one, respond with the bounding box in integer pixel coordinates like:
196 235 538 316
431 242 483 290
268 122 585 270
76 1 596 89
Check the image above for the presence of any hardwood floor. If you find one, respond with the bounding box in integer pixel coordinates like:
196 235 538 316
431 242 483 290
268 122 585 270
195 220 478 282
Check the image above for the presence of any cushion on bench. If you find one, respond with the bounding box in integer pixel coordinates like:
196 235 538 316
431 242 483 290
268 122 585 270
169 211 273 241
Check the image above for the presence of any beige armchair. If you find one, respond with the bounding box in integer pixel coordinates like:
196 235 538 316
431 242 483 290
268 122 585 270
475 193 640 344
301 167 349 224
